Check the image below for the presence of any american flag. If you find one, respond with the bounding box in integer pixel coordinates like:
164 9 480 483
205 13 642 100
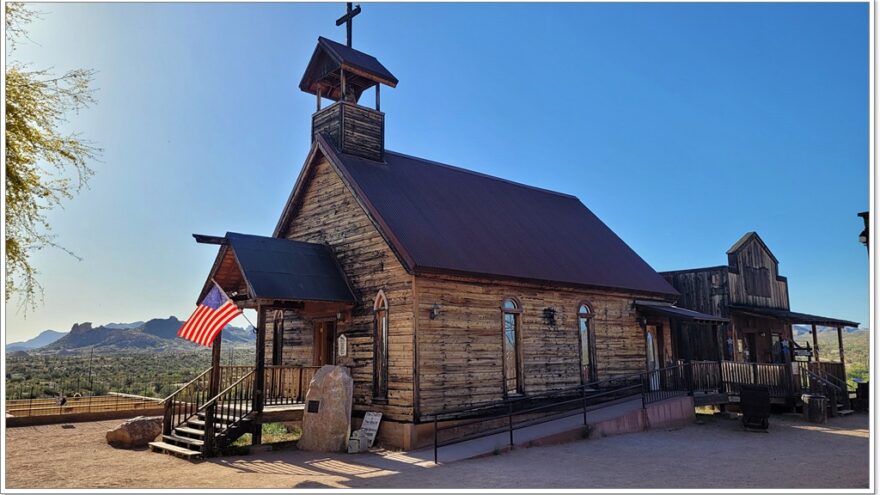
177 284 242 346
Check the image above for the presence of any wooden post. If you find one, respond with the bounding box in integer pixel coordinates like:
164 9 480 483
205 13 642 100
252 305 267 446
316 88 322 111
340 69 347 102
837 326 845 365
811 324 819 362
375 85 380 111
203 334 222 456
209 334 222 398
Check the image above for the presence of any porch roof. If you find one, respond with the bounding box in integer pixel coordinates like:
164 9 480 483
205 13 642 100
728 305 859 328
196 232 356 305
635 300 728 324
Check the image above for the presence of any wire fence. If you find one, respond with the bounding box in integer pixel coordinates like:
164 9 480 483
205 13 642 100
4 347 257 403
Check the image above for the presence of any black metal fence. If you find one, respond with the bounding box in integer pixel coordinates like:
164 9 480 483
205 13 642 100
429 359 839 463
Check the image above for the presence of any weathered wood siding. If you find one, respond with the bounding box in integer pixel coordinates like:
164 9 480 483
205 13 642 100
661 267 730 318
727 237 789 309
414 273 657 418
264 310 314 366
311 101 384 161
274 156 414 421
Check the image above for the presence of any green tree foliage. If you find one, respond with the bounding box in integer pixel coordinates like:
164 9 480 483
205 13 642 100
5 2 100 309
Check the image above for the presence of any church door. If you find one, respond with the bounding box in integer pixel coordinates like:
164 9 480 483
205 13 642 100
313 321 336 366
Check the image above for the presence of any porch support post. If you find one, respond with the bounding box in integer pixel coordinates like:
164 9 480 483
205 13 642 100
253 305 267 445
209 333 222 398
811 324 819 362
837 326 845 365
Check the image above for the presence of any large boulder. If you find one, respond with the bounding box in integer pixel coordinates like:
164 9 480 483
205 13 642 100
105 416 162 449
298 365 353 452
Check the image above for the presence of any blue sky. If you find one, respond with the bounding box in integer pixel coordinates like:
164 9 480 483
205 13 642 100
5 2 869 341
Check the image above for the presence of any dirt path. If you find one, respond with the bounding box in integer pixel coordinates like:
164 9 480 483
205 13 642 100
4 413 870 489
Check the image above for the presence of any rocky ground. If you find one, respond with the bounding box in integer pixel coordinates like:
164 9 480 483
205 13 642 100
4 412 869 489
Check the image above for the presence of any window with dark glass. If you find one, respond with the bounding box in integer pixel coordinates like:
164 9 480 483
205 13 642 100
577 304 597 384
502 298 523 395
373 292 389 399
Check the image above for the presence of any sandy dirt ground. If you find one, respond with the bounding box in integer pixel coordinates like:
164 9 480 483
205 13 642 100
4 412 870 489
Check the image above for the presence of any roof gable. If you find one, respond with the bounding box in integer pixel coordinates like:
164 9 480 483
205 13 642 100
299 37 398 101
200 232 356 304
727 231 779 263
276 136 677 297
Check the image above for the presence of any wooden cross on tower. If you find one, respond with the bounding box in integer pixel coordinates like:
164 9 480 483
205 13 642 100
336 2 362 48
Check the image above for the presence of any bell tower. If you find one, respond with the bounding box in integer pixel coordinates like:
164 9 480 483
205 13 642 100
299 4 398 162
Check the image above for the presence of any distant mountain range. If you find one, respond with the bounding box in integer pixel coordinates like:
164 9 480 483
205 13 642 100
5 330 68 352
6 317 256 354
792 324 867 337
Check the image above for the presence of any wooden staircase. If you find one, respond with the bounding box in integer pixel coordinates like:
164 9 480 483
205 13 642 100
803 367 855 418
150 368 257 460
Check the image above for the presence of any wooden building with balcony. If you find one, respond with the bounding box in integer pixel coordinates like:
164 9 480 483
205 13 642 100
660 232 859 387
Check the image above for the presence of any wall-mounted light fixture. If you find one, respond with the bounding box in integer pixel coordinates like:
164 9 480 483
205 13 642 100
639 316 648 327
336 312 345 322
430 303 441 320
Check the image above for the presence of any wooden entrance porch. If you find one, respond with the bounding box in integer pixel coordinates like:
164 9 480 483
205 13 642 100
150 232 358 460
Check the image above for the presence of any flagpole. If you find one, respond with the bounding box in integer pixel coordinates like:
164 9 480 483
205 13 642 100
211 278 258 333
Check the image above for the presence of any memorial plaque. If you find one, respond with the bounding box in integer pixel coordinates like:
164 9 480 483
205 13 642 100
307 400 320 413
361 411 382 447
337 334 348 357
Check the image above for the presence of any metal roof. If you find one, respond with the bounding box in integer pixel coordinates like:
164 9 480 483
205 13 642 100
634 300 728 323
299 37 398 99
223 232 356 303
728 305 859 327
311 137 678 297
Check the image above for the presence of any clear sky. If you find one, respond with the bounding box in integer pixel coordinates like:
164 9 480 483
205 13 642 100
5 2 869 342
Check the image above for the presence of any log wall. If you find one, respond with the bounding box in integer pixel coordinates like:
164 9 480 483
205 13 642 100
414 273 663 419
272 156 414 421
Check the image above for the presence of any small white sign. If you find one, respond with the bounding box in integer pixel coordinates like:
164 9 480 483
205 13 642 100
337 334 348 357
361 411 382 448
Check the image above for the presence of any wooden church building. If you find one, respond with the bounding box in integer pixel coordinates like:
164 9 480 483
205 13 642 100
182 22 728 450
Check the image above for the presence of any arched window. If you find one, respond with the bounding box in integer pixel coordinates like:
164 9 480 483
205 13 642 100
577 303 597 384
373 291 389 400
501 298 523 395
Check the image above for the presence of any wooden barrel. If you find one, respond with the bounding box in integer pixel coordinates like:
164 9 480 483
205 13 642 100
801 394 827 424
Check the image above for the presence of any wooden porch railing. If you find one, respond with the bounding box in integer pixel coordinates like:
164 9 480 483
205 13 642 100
217 365 320 405
163 365 319 436
263 366 321 405
720 361 794 398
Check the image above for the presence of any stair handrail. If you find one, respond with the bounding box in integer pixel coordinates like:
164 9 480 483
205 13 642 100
162 367 213 404
162 367 214 435
427 367 648 421
198 369 256 412
197 369 256 455
819 369 849 390
805 369 842 399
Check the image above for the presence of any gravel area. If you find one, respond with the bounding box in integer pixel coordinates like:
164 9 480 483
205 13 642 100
4 412 870 489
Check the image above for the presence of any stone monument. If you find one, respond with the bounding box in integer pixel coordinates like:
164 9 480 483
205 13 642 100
298 365 353 452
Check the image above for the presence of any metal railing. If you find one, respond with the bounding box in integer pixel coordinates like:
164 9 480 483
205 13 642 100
430 363 693 463
429 359 853 463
